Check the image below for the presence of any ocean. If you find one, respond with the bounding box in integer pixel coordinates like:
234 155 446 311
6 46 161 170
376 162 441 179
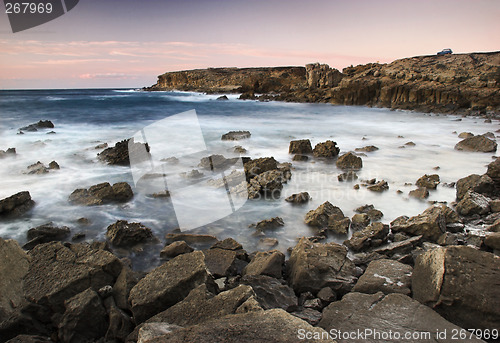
0 89 495 270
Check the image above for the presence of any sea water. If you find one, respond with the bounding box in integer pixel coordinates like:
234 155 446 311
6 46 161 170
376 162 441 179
0 89 496 269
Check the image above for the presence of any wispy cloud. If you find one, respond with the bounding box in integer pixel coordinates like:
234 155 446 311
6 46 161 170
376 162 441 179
79 73 137 79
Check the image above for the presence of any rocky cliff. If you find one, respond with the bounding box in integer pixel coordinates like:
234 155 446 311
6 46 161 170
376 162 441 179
145 52 500 115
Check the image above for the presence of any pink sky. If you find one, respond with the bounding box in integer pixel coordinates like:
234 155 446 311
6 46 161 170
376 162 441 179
0 0 498 89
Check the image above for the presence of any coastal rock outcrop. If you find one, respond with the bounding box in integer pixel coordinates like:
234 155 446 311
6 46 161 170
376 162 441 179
0 191 35 218
288 139 313 154
312 140 339 158
106 220 155 247
19 120 54 132
221 131 251 141
455 135 497 152
69 182 133 206
336 152 362 170
98 138 151 166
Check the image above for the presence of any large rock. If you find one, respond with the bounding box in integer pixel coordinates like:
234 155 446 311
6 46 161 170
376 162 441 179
128 251 212 324
23 223 71 250
242 250 284 279
203 248 238 277
455 191 491 216
160 241 194 258
455 135 497 152
344 222 389 252
366 180 389 192
240 275 298 311
69 182 133 206
335 152 362 170
221 131 251 141
304 201 344 228
244 157 278 179
456 174 495 200
319 292 484 343
145 309 332 343
352 259 412 295
98 138 150 166
413 246 500 330
0 239 30 323
252 217 284 231
285 192 311 204
312 140 340 158
57 288 107 343
19 120 54 132
0 191 35 218
486 157 500 180
106 220 154 247
390 205 447 242
247 170 284 199
23 242 122 314
289 139 313 154
287 237 357 295
113 266 138 311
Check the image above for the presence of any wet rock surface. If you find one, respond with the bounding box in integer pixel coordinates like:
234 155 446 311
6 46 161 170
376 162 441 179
221 130 251 141
98 138 151 166
0 191 35 218
69 182 134 206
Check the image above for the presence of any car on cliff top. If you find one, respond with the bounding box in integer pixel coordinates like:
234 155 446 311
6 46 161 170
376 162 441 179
437 48 453 55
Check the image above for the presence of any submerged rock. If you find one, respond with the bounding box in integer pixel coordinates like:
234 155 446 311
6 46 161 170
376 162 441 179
0 148 16 158
69 182 133 206
355 145 379 152
244 157 278 179
337 171 358 182
252 217 284 231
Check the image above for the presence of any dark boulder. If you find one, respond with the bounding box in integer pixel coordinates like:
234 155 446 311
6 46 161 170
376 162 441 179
285 192 310 204
19 120 54 132
239 275 298 311
416 174 440 189
344 222 389 252
0 191 35 218
23 223 70 250
216 95 229 101
244 157 278 179
292 154 309 161
98 138 150 166
69 182 133 206
336 152 362 170
352 259 412 295
455 135 497 152
106 220 154 247
312 140 339 158
289 139 312 154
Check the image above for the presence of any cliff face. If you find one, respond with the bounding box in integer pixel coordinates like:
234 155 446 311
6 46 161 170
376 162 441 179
146 52 500 114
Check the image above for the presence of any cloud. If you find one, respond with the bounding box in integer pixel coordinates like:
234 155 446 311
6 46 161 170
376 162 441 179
79 72 138 79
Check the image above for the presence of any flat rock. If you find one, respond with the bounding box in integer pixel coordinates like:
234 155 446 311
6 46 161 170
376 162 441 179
313 140 339 158
23 223 71 250
128 251 212 324
352 259 412 295
336 152 362 170
160 241 194 258
69 182 133 206
106 220 154 247
0 191 35 218
289 139 313 154
287 237 357 295
145 309 332 343
319 292 484 343
242 250 284 278
203 248 238 277
221 130 251 141
455 135 497 152
413 245 500 330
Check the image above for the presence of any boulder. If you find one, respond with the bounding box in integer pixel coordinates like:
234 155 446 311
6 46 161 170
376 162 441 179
199 154 237 171
355 204 384 221
113 266 138 311
57 288 107 343
244 157 278 179
409 187 429 199
98 138 151 166
26 162 48 175
337 171 358 182
455 135 497 152
350 213 371 231
312 140 339 158
355 145 379 152
146 309 332 343
344 222 389 252
242 250 284 278
23 242 122 314
106 220 154 247
287 237 357 295
128 251 212 324
203 248 238 277
486 157 500 180
252 217 284 231
160 241 194 258
484 232 500 250
289 139 313 154
305 201 344 228
390 206 446 242
247 170 284 199
211 238 243 251
456 174 494 200
221 131 251 141
69 182 133 206
290 308 322 326
23 223 71 250
285 192 311 204
458 132 474 138
105 302 135 342
19 120 54 132
366 180 389 192
327 217 350 235
416 174 440 189
0 191 35 218
335 152 362 170
456 191 491 216
240 275 298 311
413 246 500 330
319 292 484 343
352 259 412 295
48 161 59 170
0 239 30 324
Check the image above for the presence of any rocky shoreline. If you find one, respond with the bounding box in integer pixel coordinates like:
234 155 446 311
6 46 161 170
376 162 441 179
144 51 500 117
1 122 499 342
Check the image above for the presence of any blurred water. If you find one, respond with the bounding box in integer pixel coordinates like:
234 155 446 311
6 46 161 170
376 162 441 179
0 89 497 269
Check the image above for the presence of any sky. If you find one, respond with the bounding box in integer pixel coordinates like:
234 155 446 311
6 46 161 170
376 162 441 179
0 0 498 89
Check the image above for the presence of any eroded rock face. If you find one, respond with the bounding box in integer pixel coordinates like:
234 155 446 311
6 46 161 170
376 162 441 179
287 237 357 295
244 157 278 179
305 201 344 228
352 259 412 295
455 135 497 152
319 292 484 343
416 174 440 189
242 250 284 279
0 191 35 218
312 140 340 158
98 138 150 166
128 251 212 324
160 241 194 258
239 275 297 311
456 174 495 200
336 152 362 170
390 205 447 242
69 182 133 206
412 246 500 330
455 191 491 216
146 308 332 343
23 223 70 250
289 139 313 154
106 220 154 247
344 222 389 252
